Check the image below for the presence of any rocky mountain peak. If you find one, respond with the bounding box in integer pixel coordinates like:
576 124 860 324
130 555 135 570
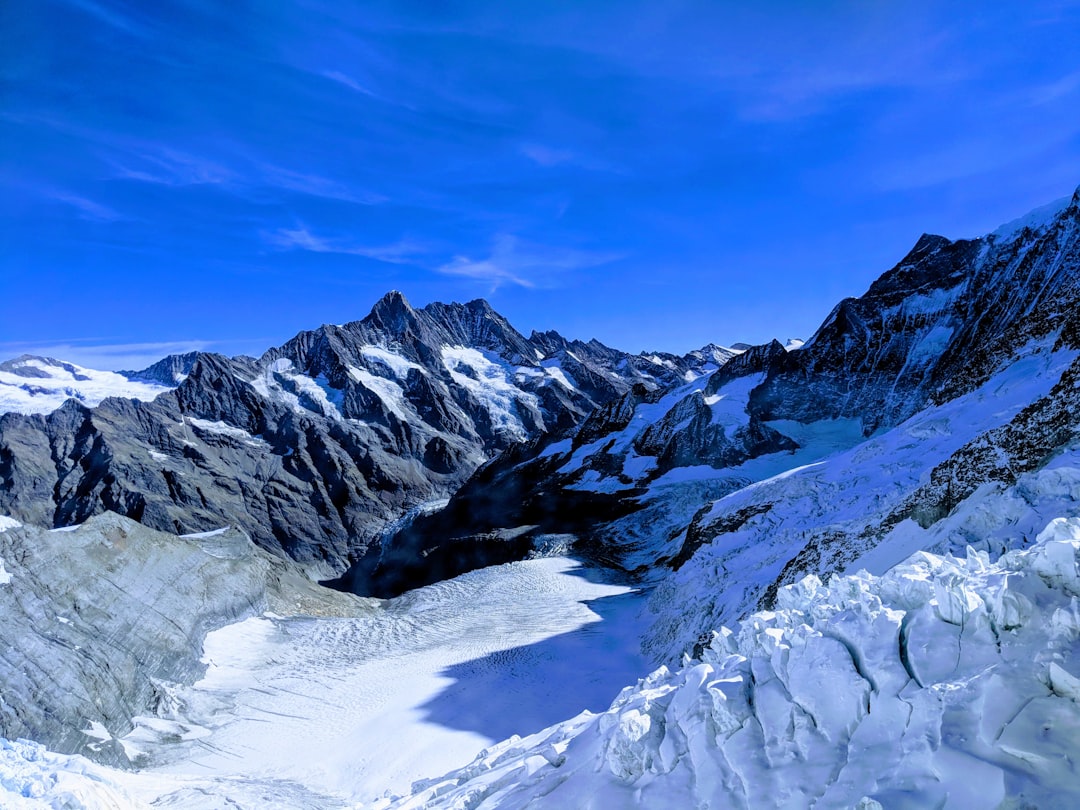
364 289 419 335
0 355 64 379
122 351 201 386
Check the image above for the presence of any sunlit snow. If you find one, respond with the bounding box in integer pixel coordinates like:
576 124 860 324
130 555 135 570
0 356 172 415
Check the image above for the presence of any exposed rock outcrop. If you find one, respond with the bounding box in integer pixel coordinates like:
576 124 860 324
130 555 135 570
0 514 366 766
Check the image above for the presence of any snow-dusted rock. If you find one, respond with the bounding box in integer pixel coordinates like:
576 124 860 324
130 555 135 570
0 294 712 577
370 188 1080 601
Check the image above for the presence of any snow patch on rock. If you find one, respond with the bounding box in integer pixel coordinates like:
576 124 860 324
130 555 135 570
441 347 539 441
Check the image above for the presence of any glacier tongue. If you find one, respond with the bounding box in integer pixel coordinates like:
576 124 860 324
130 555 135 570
383 518 1080 810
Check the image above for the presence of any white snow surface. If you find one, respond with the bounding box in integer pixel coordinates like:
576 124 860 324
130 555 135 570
348 365 411 421
0 357 172 415
359 346 424 379
991 195 1072 241
183 418 270 449
386 518 1080 810
84 556 649 808
7 520 1080 807
0 737 143 809
252 358 345 420
440 347 540 440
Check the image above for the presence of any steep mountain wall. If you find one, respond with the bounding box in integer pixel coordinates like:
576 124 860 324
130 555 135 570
0 294 711 576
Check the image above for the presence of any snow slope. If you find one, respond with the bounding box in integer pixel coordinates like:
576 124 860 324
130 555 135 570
387 517 1080 810
646 338 1078 662
0 356 172 415
105 556 649 807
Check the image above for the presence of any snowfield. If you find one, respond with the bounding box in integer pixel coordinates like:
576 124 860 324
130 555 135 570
386 518 1080 810
13 556 645 809
5 519 1080 808
0 356 173 415
142 557 648 805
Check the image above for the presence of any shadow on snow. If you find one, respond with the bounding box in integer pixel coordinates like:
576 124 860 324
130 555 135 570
417 562 653 742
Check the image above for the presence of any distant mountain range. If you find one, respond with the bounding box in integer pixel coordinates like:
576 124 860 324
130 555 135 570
3 188 1079 624
0 292 728 576
347 187 1080 625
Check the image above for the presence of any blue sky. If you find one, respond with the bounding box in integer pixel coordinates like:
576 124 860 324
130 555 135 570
3 1 1080 368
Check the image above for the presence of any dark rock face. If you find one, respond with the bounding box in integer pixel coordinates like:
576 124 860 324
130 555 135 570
754 193 1080 432
0 293 713 576
120 351 201 385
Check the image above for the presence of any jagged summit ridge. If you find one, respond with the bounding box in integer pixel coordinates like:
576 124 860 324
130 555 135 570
0 295 722 575
356 186 1080 604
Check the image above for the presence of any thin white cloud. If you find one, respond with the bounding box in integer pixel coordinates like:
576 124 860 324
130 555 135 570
1028 70 1080 106
51 192 123 222
519 143 624 174
112 148 385 206
438 256 535 289
0 341 213 372
321 70 378 98
436 235 622 291
265 226 425 263
113 149 235 186
60 0 148 37
520 143 577 167
257 165 387 205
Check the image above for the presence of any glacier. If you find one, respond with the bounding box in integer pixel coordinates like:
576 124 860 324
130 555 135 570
4 515 1080 808
385 517 1080 810
0 356 173 416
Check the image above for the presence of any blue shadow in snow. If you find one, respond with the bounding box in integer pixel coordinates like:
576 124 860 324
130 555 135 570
417 563 653 742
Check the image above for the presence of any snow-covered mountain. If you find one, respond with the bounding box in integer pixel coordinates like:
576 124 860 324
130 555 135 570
359 187 1080 613
0 293 724 576
4 189 1080 809
0 355 174 415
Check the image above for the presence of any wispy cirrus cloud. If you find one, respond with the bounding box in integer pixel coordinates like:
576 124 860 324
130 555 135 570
0 340 213 372
111 148 385 205
50 191 123 222
111 148 236 187
320 70 378 98
265 226 425 264
436 235 623 291
59 0 150 38
256 165 387 205
520 143 576 167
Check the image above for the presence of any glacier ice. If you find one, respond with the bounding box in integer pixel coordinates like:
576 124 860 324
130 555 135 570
385 518 1080 809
